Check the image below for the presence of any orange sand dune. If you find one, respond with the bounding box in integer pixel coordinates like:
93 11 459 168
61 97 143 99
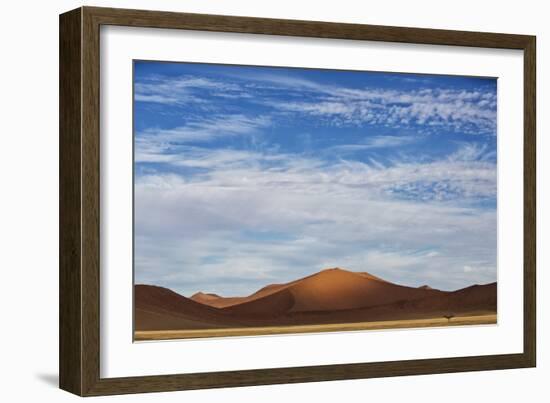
134 269 497 333
223 268 442 315
192 269 345 308
190 291 222 305
191 268 406 309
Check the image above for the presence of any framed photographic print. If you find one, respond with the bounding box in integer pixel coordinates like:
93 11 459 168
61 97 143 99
59 6 536 396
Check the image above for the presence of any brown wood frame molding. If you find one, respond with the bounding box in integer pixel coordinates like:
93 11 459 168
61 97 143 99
59 6 536 396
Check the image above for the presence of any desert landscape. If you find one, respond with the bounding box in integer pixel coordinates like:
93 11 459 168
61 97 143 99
134 267 497 340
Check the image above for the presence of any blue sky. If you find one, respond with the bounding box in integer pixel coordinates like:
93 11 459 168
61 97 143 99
133 60 497 296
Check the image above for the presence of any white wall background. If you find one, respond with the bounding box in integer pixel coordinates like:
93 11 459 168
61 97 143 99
0 0 546 401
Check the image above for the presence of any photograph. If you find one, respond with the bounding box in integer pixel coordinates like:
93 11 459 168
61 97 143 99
132 60 498 341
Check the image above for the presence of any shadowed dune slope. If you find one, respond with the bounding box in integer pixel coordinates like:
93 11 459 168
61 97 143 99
223 281 497 326
396 282 497 312
135 284 246 330
134 308 227 331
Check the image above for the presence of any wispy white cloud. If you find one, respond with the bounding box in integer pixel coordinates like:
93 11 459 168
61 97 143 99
135 115 271 160
274 87 496 134
135 75 249 105
330 135 417 153
227 71 497 134
223 70 334 93
135 143 496 294
134 73 496 135
134 94 180 104
448 142 496 162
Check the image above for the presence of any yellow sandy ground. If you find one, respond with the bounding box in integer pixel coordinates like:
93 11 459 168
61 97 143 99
134 313 497 341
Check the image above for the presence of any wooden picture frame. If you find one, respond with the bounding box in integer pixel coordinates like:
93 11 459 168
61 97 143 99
59 6 536 396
